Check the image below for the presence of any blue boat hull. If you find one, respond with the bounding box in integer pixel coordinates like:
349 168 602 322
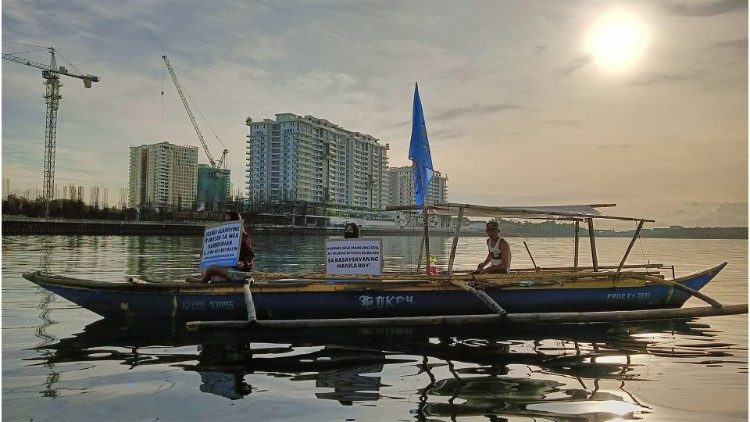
23 263 726 321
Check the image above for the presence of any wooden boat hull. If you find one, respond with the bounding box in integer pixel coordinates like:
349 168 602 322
22 263 727 321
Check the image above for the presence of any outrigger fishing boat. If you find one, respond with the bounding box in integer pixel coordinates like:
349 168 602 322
22 201 747 328
20 84 748 328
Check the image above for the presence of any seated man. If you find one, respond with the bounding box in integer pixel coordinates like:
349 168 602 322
476 221 511 274
201 211 255 283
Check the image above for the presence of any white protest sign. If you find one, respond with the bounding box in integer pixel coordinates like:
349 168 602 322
326 239 383 275
200 221 242 269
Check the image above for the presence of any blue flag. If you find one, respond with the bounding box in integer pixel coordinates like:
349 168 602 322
408 83 434 207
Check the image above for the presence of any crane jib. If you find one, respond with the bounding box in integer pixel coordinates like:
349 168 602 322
162 55 227 169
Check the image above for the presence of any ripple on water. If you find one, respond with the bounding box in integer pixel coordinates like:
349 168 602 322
1 235 746 421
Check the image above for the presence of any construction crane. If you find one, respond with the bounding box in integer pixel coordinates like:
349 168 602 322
2 46 99 217
162 55 228 169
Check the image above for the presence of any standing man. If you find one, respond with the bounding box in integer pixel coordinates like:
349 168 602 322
476 221 511 274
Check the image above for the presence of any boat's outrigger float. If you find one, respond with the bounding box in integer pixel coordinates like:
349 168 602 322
22 201 748 330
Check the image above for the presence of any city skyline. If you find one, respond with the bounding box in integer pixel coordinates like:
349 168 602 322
2 1 747 228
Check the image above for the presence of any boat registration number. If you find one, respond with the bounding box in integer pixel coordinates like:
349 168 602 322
182 300 235 311
606 292 651 301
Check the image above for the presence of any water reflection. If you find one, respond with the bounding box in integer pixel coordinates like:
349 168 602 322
125 236 201 282
31 318 737 420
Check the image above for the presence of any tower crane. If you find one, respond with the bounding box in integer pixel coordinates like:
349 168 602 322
3 46 99 217
162 55 228 169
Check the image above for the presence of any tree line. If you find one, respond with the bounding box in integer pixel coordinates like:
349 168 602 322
2 195 141 220
2 195 247 221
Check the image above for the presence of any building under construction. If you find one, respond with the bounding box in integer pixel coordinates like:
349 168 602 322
197 164 230 211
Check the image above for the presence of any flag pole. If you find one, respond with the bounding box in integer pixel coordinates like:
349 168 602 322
409 82 433 274
422 203 430 274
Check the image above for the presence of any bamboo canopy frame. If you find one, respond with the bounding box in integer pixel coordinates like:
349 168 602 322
387 201 656 276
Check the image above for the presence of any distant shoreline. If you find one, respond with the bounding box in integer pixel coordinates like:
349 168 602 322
2 216 746 238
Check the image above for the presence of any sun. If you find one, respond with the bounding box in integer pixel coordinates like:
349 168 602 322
586 11 647 71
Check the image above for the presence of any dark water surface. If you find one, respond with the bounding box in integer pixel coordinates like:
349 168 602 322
2 235 747 421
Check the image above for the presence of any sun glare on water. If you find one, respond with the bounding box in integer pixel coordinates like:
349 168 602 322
587 10 647 71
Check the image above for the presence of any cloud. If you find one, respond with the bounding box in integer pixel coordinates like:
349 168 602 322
657 201 748 227
631 72 691 86
289 69 356 92
710 37 748 54
543 119 581 127
658 0 747 17
432 103 521 122
716 203 749 224
596 144 635 150
631 39 745 88
558 54 593 77
428 128 463 140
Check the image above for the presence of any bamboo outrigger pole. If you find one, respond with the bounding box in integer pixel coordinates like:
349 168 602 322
450 279 507 315
187 304 748 331
243 282 257 322
642 275 724 308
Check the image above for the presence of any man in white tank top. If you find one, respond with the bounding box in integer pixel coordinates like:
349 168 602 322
476 221 511 274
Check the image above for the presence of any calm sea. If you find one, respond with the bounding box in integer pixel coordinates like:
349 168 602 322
2 234 747 421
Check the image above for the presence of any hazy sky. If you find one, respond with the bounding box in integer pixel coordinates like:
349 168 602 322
2 0 747 227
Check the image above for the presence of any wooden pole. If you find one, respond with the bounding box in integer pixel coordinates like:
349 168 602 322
587 218 598 271
450 279 506 315
186 303 748 330
523 241 538 269
447 207 464 276
642 275 724 308
510 262 663 272
617 220 645 272
243 282 257 322
417 233 424 273
573 220 580 271
422 204 430 275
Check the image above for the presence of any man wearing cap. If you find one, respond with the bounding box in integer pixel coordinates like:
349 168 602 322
476 221 511 274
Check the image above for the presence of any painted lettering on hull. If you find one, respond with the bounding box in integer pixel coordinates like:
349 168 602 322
359 295 414 309
182 300 235 311
606 292 651 301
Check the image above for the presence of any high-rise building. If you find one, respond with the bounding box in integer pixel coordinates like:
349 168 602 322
2 178 10 200
128 141 198 211
197 164 230 210
246 113 389 211
119 187 128 208
90 186 100 207
388 166 448 207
